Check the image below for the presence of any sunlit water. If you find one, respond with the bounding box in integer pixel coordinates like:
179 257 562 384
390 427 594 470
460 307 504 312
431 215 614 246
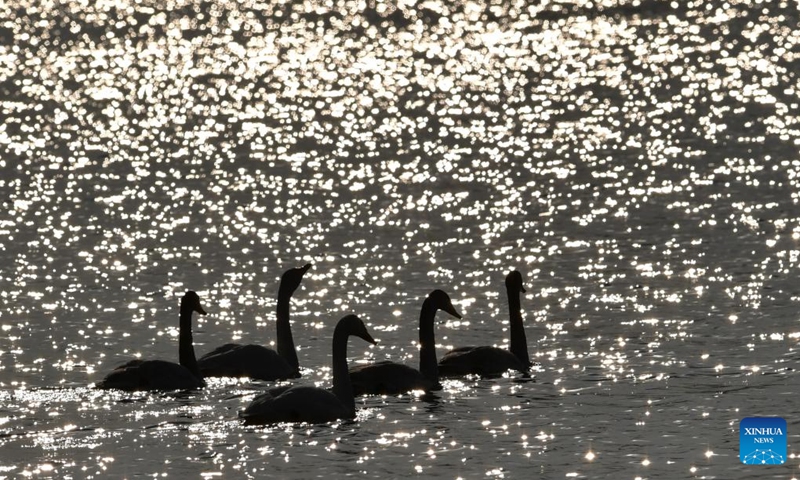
2 0 800 477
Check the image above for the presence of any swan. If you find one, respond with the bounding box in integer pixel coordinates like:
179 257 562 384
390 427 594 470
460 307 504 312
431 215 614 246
239 314 376 424
438 270 531 377
97 291 207 391
198 263 311 380
348 290 461 395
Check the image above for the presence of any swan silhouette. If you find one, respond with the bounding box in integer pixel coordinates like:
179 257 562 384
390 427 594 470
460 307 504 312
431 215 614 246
348 290 461 395
239 314 376 424
198 263 311 380
438 270 531 377
97 291 207 391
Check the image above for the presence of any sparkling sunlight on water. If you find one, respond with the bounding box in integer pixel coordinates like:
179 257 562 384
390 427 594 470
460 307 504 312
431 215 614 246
3 0 800 477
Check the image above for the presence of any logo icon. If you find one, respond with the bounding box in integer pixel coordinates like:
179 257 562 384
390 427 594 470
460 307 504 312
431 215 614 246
740 417 787 465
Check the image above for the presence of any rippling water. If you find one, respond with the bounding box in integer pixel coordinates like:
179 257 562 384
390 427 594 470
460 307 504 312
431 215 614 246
2 0 800 477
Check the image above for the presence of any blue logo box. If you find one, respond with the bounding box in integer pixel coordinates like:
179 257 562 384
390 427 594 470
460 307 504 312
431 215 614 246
740 417 787 465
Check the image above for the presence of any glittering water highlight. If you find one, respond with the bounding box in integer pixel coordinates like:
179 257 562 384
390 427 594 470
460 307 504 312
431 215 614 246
3 0 800 478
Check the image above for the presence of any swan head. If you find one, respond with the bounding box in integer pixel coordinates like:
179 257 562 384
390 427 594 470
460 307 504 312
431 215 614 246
279 263 313 297
182 291 207 315
336 314 377 345
427 289 462 319
506 270 526 293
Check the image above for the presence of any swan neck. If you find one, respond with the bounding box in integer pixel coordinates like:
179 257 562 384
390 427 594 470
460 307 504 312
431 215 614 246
276 288 299 373
418 298 439 384
178 305 201 378
331 331 355 416
507 285 530 367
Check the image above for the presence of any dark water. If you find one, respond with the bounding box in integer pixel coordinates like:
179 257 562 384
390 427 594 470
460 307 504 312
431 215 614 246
2 0 800 477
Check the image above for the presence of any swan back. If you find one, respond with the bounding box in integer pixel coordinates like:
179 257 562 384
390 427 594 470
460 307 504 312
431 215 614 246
241 385 349 424
99 359 205 391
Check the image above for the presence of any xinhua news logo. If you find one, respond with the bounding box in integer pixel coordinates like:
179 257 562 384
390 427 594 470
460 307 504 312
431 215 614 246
740 417 787 465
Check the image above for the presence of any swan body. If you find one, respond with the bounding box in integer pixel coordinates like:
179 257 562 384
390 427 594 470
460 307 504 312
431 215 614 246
199 263 311 380
437 346 527 377
240 385 350 424
240 315 376 424
349 361 436 395
97 291 207 391
438 270 531 378
97 359 204 391
200 344 295 380
349 290 461 395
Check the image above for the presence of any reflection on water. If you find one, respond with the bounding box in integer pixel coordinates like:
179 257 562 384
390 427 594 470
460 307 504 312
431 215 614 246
2 0 800 477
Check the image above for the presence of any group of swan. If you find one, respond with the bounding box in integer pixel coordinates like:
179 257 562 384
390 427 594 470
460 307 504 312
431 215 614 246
97 265 533 424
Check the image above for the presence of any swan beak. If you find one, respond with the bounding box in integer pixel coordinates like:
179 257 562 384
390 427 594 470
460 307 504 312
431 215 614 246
301 263 313 274
520 284 526 293
363 332 377 345
196 304 208 315
445 304 462 320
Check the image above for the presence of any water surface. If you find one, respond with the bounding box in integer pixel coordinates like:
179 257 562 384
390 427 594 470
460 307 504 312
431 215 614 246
2 0 800 477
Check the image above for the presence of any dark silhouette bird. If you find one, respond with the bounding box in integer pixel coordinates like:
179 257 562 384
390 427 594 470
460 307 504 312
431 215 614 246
198 263 311 380
97 291 207 391
349 290 461 395
240 314 375 424
438 270 531 377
